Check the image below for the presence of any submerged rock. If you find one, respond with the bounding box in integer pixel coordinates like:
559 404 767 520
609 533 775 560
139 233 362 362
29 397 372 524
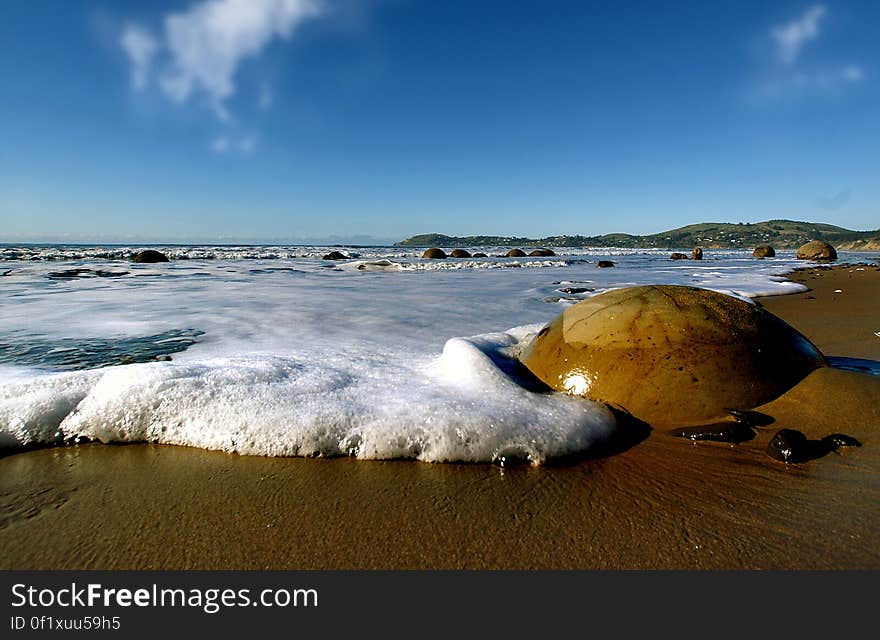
691 247 703 260
47 268 129 279
450 249 472 258
796 240 837 261
520 285 826 427
753 245 776 258
506 249 527 257
322 251 350 260
596 260 615 268
528 249 557 257
557 287 592 294
422 248 448 259
472 252 488 258
670 253 688 260
133 250 169 263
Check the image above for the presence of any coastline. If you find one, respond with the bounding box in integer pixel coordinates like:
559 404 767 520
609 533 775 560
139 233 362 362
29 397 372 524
1 262 878 570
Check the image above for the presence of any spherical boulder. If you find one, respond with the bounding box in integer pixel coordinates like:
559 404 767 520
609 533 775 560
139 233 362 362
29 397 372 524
520 285 826 427
753 245 775 258
422 248 448 259
133 250 169 263
796 240 837 261
691 247 703 260
472 252 488 258
450 249 472 258
506 249 527 257
528 249 557 257
322 251 349 260
670 253 688 260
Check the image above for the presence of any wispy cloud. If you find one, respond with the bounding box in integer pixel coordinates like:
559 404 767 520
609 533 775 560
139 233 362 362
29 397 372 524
120 0 323 149
749 5 865 102
120 24 159 90
211 133 258 154
841 65 863 82
210 136 230 153
771 4 826 65
157 0 321 118
817 188 852 211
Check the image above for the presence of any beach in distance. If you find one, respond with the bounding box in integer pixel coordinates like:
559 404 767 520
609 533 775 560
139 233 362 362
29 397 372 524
1 247 878 570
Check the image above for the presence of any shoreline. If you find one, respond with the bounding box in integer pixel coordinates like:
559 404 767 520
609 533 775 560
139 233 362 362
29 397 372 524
1 262 879 570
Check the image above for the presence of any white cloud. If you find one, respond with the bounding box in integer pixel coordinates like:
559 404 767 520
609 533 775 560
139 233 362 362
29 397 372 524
211 133 257 154
749 6 866 103
842 65 864 82
211 136 230 153
771 4 826 65
121 0 322 117
119 24 159 90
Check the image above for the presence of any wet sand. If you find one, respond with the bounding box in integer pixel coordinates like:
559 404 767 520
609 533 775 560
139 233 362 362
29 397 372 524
2 263 879 570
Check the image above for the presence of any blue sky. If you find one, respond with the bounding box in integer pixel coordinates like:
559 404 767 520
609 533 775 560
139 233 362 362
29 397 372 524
1 0 877 243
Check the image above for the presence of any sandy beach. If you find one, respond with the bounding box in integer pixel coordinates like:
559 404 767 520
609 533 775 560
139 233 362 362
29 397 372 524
2 263 879 570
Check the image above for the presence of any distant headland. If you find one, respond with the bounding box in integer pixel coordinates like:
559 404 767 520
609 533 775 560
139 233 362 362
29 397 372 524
396 220 880 250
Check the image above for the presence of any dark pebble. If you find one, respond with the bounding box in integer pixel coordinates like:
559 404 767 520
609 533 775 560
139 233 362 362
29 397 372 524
822 433 862 448
766 429 808 463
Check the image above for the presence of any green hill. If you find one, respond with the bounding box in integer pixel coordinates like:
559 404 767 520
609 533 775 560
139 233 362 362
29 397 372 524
396 220 880 250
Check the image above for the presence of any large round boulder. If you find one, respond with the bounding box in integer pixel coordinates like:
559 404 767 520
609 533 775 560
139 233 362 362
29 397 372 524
670 253 688 260
520 285 826 427
691 247 703 260
528 249 557 257
322 251 349 260
506 249 527 257
450 249 472 258
753 245 775 258
796 240 837 261
133 250 169 263
422 248 448 259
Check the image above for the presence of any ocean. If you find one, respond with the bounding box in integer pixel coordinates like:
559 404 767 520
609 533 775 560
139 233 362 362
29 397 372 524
1 244 870 464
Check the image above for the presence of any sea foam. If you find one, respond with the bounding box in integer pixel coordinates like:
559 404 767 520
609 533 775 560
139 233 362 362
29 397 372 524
0 327 616 464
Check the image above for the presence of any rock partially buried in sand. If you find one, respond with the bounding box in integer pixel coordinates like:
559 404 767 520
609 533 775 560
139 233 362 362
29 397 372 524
765 428 861 463
133 250 169 263
506 249 527 257
670 253 688 260
529 249 557 257
472 252 488 258
450 249 472 258
796 240 837 261
753 245 776 258
691 247 703 260
322 251 350 260
422 248 448 259
520 285 826 428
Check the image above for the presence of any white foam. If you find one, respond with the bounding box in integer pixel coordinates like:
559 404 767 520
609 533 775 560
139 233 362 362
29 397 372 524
1 329 615 464
0 366 101 448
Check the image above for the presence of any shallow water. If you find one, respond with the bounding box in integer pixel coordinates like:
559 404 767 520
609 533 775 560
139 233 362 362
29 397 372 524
1 244 874 462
